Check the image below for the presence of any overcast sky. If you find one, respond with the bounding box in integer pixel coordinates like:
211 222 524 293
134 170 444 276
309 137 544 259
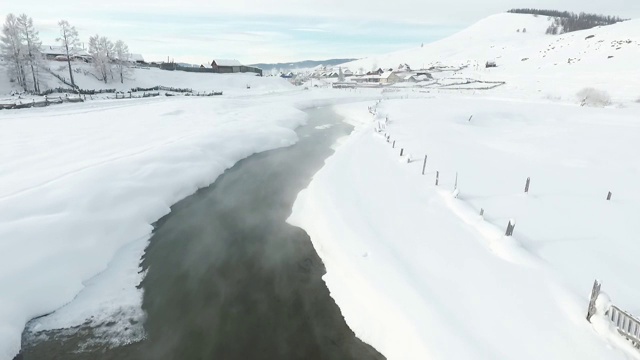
2 0 639 65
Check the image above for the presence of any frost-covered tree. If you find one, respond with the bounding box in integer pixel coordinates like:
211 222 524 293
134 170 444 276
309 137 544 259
57 20 80 88
113 40 130 84
88 34 113 83
1 14 27 90
16 14 42 93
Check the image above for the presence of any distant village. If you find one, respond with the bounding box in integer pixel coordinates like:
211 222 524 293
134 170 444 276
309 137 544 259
276 63 436 88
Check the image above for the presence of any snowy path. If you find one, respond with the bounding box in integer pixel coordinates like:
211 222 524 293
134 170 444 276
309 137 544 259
289 98 640 359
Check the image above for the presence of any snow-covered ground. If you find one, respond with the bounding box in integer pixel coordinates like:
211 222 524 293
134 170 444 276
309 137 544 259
341 13 640 103
289 97 640 359
3 10 640 360
0 87 386 360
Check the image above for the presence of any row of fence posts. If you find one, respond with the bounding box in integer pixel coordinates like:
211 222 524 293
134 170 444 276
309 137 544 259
376 109 617 238
374 102 635 351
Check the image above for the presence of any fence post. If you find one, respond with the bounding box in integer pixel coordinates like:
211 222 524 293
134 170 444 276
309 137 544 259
468 115 473 122
505 219 516 236
392 140 396 148
435 171 439 186
525 177 531 193
480 208 484 217
400 148 404 157
607 191 612 201
454 172 458 190
586 279 602 322
422 155 428 175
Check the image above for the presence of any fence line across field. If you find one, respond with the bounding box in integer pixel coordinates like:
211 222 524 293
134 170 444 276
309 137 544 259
374 102 638 353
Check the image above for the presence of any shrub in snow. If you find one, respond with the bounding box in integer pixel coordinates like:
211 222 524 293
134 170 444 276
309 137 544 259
577 88 611 107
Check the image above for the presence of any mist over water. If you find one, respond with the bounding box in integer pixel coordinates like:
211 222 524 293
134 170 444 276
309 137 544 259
19 107 384 360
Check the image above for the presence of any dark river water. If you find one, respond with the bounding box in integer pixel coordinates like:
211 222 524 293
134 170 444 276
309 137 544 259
18 107 384 360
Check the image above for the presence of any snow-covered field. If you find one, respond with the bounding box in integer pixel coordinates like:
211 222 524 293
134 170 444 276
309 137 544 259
0 60 293 97
289 97 640 359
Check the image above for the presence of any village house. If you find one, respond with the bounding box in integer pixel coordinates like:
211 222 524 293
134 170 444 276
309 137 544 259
40 45 90 62
403 75 418 83
128 53 146 64
211 59 242 73
379 71 401 84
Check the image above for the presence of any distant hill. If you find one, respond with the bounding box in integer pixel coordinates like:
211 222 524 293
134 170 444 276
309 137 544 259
248 59 358 72
340 12 640 101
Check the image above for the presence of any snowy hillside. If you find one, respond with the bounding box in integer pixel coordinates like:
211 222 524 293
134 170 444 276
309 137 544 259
343 13 640 101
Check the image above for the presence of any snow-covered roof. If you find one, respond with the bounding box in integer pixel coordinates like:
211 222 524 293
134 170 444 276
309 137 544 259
129 53 144 62
41 45 89 57
355 75 381 80
213 59 242 67
380 71 396 79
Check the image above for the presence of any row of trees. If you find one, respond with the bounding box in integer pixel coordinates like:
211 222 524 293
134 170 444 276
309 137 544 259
507 9 627 35
1 14 43 92
1 13 133 93
88 35 130 84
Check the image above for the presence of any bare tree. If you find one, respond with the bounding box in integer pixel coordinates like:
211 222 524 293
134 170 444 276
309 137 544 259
57 20 80 89
16 14 42 93
113 40 130 84
1 14 27 90
88 34 113 83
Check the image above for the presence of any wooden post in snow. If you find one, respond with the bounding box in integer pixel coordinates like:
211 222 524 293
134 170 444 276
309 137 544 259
454 172 458 190
400 148 404 157
586 279 602 322
422 155 428 175
435 171 439 186
480 208 484 217
524 177 531 193
468 115 473 122
392 140 396 148
505 219 516 236
607 191 612 201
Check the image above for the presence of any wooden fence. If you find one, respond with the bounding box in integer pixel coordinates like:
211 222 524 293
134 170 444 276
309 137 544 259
587 280 640 350
0 96 83 110
609 305 640 348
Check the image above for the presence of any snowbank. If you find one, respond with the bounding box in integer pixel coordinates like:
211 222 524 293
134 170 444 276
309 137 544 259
0 87 387 360
0 96 302 359
288 98 640 359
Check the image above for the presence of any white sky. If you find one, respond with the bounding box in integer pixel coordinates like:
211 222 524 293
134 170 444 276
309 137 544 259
2 0 639 64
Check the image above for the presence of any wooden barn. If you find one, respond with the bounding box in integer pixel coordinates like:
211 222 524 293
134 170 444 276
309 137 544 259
211 59 242 73
210 59 263 76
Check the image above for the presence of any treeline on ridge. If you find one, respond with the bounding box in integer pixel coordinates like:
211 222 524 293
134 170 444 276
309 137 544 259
507 9 627 34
